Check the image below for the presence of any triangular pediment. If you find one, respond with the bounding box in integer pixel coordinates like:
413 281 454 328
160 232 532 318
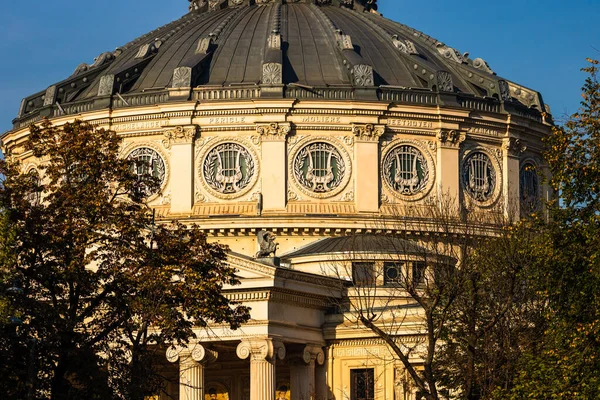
225 252 344 298
226 252 278 280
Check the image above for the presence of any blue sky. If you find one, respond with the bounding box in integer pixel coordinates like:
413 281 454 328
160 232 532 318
0 0 598 133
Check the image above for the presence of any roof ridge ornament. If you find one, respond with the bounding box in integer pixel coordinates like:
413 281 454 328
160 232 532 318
339 0 378 11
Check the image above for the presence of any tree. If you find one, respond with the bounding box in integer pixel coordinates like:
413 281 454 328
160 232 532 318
324 198 540 400
501 59 600 399
436 218 547 400
0 119 250 400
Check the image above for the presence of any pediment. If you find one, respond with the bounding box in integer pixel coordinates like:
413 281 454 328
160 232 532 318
226 252 278 280
225 252 344 298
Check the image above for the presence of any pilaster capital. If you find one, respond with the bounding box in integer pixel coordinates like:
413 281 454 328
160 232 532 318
436 129 466 149
503 137 527 158
162 125 198 149
166 343 218 365
255 122 291 141
288 344 325 366
352 123 385 142
236 338 286 362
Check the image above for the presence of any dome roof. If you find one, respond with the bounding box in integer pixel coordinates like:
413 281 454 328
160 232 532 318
11 0 549 129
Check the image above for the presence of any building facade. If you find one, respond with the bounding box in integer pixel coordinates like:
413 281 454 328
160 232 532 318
2 0 553 399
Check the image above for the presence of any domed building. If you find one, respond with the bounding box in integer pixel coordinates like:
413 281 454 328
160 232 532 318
2 0 552 399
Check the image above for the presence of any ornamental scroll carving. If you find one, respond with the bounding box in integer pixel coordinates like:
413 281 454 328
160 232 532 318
473 58 494 74
352 64 374 86
43 86 56 107
256 122 291 141
166 344 218 365
98 75 115 96
289 345 325 366
262 63 283 85
436 71 454 92
437 130 466 148
503 137 527 157
172 66 192 88
352 124 385 142
236 339 286 362
162 125 198 149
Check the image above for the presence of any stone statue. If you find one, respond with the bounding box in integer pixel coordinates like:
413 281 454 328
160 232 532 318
255 230 278 258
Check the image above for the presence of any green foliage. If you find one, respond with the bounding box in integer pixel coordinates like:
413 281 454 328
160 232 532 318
498 59 600 399
0 119 249 400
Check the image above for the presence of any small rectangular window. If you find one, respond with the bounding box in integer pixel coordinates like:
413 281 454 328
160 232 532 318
412 262 427 287
352 262 375 286
351 368 375 400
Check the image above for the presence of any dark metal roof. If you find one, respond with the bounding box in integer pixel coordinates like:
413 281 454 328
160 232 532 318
281 235 430 259
11 0 549 129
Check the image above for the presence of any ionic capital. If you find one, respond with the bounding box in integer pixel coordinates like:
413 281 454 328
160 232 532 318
236 338 286 362
289 344 325 366
166 343 218 365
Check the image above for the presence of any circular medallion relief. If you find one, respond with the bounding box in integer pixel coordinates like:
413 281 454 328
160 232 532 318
127 147 166 196
291 140 350 198
520 162 540 212
201 141 257 199
25 167 42 205
462 151 497 203
382 144 431 199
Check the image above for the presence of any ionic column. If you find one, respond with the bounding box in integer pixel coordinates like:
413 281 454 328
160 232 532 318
315 347 328 400
166 343 218 400
289 345 325 400
256 123 290 212
352 124 384 213
503 137 526 220
163 125 198 213
237 338 286 400
436 130 466 211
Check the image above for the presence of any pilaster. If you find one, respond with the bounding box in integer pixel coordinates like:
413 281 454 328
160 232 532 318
436 129 466 209
352 124 384 213
503 137 526 220
289 345 325 400
256 123 291 212
163 125 198 213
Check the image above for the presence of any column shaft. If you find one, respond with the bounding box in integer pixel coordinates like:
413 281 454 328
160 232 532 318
315 361 327 400
251 359 275 400
180 358 204 400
